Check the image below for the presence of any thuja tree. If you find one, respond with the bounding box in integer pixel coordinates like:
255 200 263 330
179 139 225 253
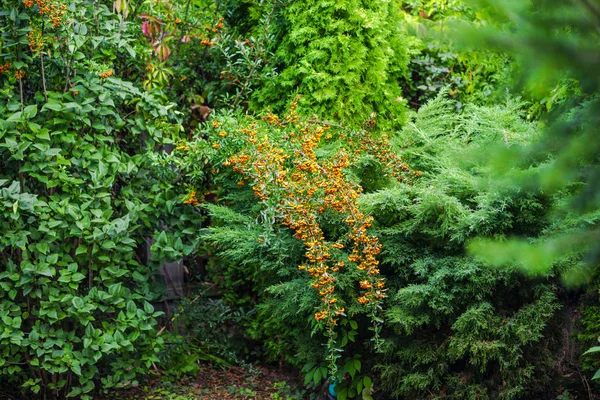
0 0 199 398
363 93 563 398
250 0 411 128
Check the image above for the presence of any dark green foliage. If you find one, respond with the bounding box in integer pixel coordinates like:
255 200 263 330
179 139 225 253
576 285 600 374
359 93 562 398
0 1 201 398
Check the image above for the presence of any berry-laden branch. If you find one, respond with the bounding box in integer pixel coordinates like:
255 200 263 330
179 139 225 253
216 102 395 372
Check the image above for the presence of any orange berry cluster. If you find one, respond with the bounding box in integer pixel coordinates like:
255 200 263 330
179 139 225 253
183 190 200 206
176 143 190 152
15 70 25 79
98 70 113 79
204 18 224 33
24 0 34 7
223 103 387 330
28 29 44 54
0 63 11 74
220 71 240 83
35 0 67 28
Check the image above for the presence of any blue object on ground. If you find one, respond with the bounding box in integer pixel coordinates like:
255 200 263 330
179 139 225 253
328 379 337 398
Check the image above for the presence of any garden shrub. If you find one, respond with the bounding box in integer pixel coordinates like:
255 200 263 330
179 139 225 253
0 0 200 397
364 93 563 399
168 91 568 398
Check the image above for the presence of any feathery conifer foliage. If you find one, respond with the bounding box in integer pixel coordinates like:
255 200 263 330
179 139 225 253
362 93 561 399
251 0 410 128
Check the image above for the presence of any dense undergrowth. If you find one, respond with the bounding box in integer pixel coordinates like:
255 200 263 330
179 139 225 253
1 0 599 399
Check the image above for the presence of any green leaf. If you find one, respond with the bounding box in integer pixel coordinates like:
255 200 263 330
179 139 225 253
313 366 322 385
584 346 600 355
72 297 85 310
23 105 37 118
363 376 372 389
37 267 55 277
126 300 136 315
36 243 49 255
45 148 62 157
76 246 87 256
67 387 82 398
42 102 63 112
7 111 22 122
71 273 86 282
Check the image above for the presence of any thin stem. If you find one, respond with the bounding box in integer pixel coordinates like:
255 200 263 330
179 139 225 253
18 76 24 111
156 294 201 336
40 52 48 102
177 0 192 56
281 119 344 128
39 21 48 101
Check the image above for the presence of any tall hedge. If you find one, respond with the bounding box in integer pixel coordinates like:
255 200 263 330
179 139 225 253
0 1 196 398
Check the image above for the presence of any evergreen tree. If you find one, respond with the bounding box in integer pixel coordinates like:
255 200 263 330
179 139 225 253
252 0 410 128
361 93 562 399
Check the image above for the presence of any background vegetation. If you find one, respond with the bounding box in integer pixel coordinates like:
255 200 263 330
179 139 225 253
0 0 599 399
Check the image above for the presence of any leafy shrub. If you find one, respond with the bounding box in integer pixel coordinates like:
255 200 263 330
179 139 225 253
0 0 200 397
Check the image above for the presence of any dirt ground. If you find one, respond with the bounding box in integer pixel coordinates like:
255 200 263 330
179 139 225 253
100 364 312 400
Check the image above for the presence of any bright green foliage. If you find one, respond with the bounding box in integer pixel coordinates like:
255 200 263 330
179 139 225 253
252 0 410 127
359 93 562 398
0 1 200 398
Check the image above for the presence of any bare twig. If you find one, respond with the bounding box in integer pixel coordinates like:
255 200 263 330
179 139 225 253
156 294 201 336
18 76 23 111
40 52 48 102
